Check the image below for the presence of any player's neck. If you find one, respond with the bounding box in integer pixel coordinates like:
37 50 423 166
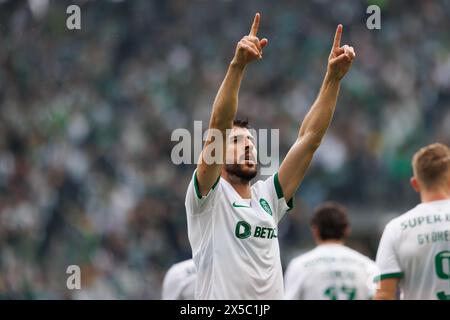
420 190 450 203
222 173 252 199
316 239 345 246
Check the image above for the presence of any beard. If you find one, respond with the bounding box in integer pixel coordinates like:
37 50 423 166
225 163 257 182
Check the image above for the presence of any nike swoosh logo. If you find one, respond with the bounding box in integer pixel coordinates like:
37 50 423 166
232 202 251 208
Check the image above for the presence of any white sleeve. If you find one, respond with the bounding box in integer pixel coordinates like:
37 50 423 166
179 273 196 300
260 173 294 223
284 259 304 300
185 169 221 215
365 261 380 299
161 266 183 300
375 222 404 282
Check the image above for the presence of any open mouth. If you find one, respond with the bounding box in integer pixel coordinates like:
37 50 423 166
244 153 255 164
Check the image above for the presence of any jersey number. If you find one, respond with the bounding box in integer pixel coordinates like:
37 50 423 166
324 285 356 300
435 251 450 300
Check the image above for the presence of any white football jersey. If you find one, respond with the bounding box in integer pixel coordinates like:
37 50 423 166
161 259 196 300
185 170 293 300
284 244 377 300
375 199 450 300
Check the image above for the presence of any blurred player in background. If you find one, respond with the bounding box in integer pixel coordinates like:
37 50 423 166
284 202 377 300
161 259 196 300
375 143 450 300
185 13 355 299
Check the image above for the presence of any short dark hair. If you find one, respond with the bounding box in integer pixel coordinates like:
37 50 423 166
310 202 350 241
412 143 450 190
233 118 250 129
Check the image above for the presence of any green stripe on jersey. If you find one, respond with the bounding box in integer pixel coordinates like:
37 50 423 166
274 172 284 199
373 272 404 282
193 171 220 200
274 172 294 211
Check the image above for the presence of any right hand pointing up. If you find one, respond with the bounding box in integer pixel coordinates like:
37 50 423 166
231 13 269 69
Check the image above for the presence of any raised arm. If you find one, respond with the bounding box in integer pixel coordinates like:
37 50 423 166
278 25 355 201
196 13 268 196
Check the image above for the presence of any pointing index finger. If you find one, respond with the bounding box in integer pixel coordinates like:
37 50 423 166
333 24 343 49
249 13 260 37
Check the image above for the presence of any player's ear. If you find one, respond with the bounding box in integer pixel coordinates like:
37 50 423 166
410 177 420 193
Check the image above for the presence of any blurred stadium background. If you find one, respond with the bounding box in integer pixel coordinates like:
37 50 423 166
0 0 450 299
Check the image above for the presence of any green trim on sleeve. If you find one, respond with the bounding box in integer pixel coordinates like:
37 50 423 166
211 174 220 190
193 171 220 200
193 171 202 200
373 272 404 282
286 197 294 211
274 172 294 211
274 172 284 199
